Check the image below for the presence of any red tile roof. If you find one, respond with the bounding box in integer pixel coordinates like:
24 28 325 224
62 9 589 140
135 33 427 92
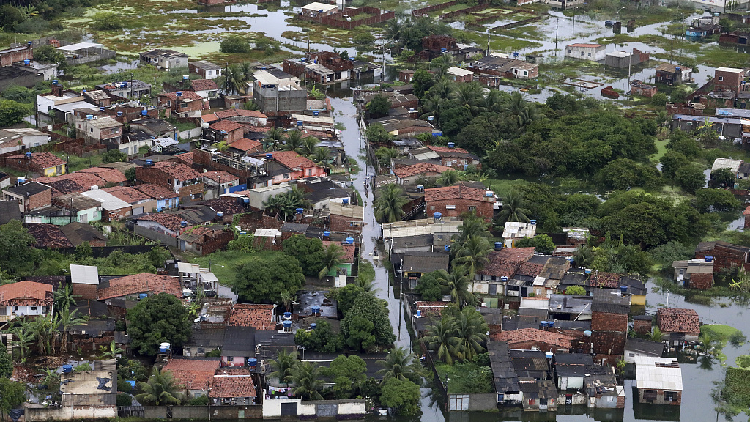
97 273 182 300
134 184 178 200
226 304 275 330
26 223 74 249
103 186 152 204
210 120 245 133
515 262 544 277
271 150 316 170
172 152 194 166
588 272 621 288
78 167 126 184
657 308 700 335
215 109 267 119
191 79 219 92
136 213 185 233
164 358 221 391
229 138 263 153
37 172 106 192
427 145 469 154
393 162 451 178
495 328 573 349
322 240 356 263
0 280 53 306
9 152 65 170
203 171 239 183
202 114 219 123
153 161 201 180
161 91 203 101
210 372 256 398
744 205 750 216
424 185 486 202
478 248 535 278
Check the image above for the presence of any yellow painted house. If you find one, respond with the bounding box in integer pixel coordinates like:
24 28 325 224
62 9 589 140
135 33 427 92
7 152 66 177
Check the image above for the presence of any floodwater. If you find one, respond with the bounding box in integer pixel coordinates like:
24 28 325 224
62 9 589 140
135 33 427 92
329 82 750 419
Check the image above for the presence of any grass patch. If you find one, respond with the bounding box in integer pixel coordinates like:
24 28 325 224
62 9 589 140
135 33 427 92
190 249 275 285
483 178 530 196
53 151 104 172
702 325 746 345
651 139 669 162
435 362 493 394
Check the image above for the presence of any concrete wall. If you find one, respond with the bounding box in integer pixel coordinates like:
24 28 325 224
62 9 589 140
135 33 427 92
468 393 499 411
134 224 179 248
26 405 116 421
262 399 365 418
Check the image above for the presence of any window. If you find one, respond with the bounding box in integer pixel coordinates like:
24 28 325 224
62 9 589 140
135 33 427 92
567 49 572 54
664 391 678 402
468 206 476 212
30 306 37 311
587 53 591 57
445 205 456 210
719 76 724 81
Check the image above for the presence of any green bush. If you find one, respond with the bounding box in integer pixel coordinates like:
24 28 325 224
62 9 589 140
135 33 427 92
116 393 133 407
220 35 253 54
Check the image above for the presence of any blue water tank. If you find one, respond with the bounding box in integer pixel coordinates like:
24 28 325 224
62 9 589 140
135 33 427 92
23 59 30 65
99 106 105 111
494 242 502 250
584 269 592 274
619 285 628 294
342 198 349 205
145 159 153 166
548 321 555 328
444 245 450 252
345 236 354 244
62 365 73 373
500 276 508 281
540 321 548 328
266 153 273 159
297 121 303 126
530 219 536 225
180 221 187 228
141 110 147 116
447 142 455 148
126 380 136 388
117 111 123 117
176 91 183 97
247 358 257 366
139 293 148 300
283 311 292 319
313 110 319 116
311 305 320 314
282 320 292 328
296 207 303 214
323 231 330 237
310 323 317 329
705 255 714 262
25 152 32 158
434 212 442 219
584 330 592 337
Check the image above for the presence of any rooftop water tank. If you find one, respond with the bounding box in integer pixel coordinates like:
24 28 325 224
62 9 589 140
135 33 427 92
447 142 455 148
342 198 349 205
141 110 147 116
494 242 502 251
283 311 292 319
501 276 508 281
584 330 592 337
530 219 537 225
266 153 273 159
139 293 148 300
25 152 32 158
311 305 320 314
62 365 73 373
323 231 331 237
434 212 442 219
282 320 292 328
217 212 224 217
117 111 123 117
313 110 319 116
584 269 591 274
416 310 422 317
619 285 628 294
296 207 303 214
159 342 171 352
310 323 317 329
444 245 450 252
345 236 354 244
99 106 105 111
23 59 30 65
247 358 257 366
705 255 714 262
176 91 183 97
180 221 188 228
548 321 555 328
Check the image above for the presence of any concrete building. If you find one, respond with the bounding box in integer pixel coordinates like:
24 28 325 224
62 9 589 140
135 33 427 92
672 258 714 289
634 356 682 406
0 44 32 67
0 280 53 322
0 128 50 155
604 48 649 68
139 49 189 71
95 80 152 99
2 181 52 212
252 69 307 115
75 115 123 145
189 61 222 79
565 44 606 61
655 63 692 85
714 67 745 93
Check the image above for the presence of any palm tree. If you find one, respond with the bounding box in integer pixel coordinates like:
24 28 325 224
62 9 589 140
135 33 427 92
136 367 183 406
58 306 87 353
451 82 484 114
53 284 77 313
319 243 345 279
280 291 296 314
264 187 309 221
374 184 409 223
376 347 421 382
496 190 530 227
425 318 460 365
33 315 55 355
454 213 490 245
437 170 460 187
99 340 124 360
284 130 303 151
270 349 298 387
454 308 488 362
434 266 475 308
292 362 323 400
301 136 319 157
312 147 329 166
454 235 492 279
375 147 399 170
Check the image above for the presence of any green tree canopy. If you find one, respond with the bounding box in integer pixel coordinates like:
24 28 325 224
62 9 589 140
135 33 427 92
564 285 587 295
374 184 409 223
323 355 367 398
0 378 25 419
0 99 30 128
0 220 39 276
282 235 324 278
515 234 555 255
234 252 305 303
366 94 391 119
127 293 191 356
341 292 395 352
696 188 742 213
414 270 445 301
379 377 421 416
135 367 183 405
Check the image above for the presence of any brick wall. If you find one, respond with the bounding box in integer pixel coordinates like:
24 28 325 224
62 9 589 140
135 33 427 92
0 47 32 67
135 167 170 190
178 183 205 198
196 230 234 255
696 243 748 273
633 319 652 336
591 311 628 332
591 331 626 355
425 199 493 221
689 272 713 290
28 189 52 211
715 69 742 93
72 284 98 301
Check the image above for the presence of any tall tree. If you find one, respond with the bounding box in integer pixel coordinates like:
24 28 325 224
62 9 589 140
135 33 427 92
495 190 530 228
264 187 310 221
0 221 38 276
136 367 183 405
234 252 305 304
453 235 492 279
292 362 323 400
58 306 86 353
284 130 303 151
434 266 475 308
376 347 422 383
127 293 191 356
0 378 25 421
12 320 34 362
323 355 367 399
341 292 395 351
380 377 421 416
453 307 488 362
425 317 460 365
374 184 409 223
270 349 298 387
319 243 345 279
282 235 324 278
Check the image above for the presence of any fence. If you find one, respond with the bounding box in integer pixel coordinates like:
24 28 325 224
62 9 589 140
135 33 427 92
66 49 116 65
297 7 395 29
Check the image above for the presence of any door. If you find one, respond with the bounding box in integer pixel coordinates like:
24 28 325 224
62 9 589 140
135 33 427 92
489 284 498 295
280 402 297 416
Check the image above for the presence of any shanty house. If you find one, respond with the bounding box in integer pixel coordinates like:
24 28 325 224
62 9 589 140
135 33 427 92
0 280 53 322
